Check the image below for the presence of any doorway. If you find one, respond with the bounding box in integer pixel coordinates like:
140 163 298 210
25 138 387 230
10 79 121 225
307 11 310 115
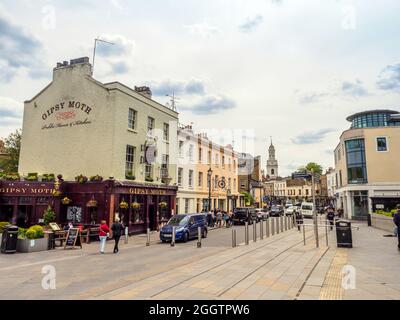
0 205 13 223
16 206 32 228
148 204 156 231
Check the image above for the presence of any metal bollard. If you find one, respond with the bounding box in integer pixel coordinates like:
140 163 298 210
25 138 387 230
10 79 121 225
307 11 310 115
302 224 306 245
277 217 280 234
171 227 176 247
325 220 328 247
260 220 264 240
197 227 202 248
266 218 270 237
146 228 150 246
271 217 275 235
125 226 129 244
245 222 249 245
284 215 288 231
280 216 284 232
253 222 257 242
232 229 236 248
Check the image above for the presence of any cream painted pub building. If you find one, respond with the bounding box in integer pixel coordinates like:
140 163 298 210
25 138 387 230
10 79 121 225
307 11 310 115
1 57 179 233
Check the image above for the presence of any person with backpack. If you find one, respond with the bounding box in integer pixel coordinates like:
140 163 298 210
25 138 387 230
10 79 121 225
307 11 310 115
393 204 400 249
111 217 124 253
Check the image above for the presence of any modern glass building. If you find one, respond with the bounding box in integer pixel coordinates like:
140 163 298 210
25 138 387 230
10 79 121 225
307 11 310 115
334 109 400 220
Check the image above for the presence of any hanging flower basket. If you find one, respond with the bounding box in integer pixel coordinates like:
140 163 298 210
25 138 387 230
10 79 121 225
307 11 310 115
61 197 72 205
158 201 168 209
131 202 141 210
86 199 97 208
119 200 129 209
52 190 61 197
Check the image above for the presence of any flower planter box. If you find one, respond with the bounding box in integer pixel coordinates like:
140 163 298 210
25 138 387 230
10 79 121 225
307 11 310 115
371 213 395 233
17 238 48 253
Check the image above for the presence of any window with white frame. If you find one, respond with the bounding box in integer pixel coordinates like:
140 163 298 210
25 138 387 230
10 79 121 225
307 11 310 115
147 116 155 136
198 172 203 187
163 123 169 141
184 199 190 213
128 108 137 130
178 141 184 157
145 164 153 179
188 170 194 187
189 145 194 161
125 145 135 177
376 137 388 152
178 167 183 186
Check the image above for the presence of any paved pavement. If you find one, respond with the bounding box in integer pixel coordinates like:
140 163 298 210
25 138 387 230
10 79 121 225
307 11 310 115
0 217 399 300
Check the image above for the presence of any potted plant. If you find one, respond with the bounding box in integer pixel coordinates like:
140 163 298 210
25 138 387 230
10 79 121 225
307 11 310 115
89 174 103 182
17 225 48 253
25 172 38 181
0 221 10 239
43 206 56 225
75 174 88 184
131 202 141 210
159 201 168 209
42 173 55 182
86 198 97 207
61 196 72 205
145 177 154 182
4 173 20 181
119 200 129 209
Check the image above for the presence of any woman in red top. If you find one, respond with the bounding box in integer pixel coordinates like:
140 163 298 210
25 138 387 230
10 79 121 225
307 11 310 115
99 220 110 254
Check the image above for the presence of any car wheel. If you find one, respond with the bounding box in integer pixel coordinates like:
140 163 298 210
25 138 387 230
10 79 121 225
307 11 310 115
202 229 208 238
183 232 189 243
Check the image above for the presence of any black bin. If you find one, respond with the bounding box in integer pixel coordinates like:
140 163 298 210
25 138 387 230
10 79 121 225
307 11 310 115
335 220 352 248
1 225 19 254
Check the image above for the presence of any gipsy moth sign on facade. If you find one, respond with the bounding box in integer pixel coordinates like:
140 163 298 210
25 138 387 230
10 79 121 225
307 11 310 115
41 100 94 130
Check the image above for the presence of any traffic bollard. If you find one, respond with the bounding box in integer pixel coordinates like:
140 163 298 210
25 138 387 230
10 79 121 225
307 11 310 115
232 229 236 248
277 217 280 234
260 220 264 239
271 217 275 235
325 220 328 247
245 222 249 245
125 226 129 244
146 228 150 246
303 224 306 245
280 216 284 233
266 218 270 237
197 227 202 248
284 216 287 231
253 222 257 242
171 227 176 247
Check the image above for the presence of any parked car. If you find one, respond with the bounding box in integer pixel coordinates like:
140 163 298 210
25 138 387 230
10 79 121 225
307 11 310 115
285 200 293 208
269 205 284 217
232 207 257 225
255 208 269 221
285 205 298 216
300 202 314 218
160 213 208 243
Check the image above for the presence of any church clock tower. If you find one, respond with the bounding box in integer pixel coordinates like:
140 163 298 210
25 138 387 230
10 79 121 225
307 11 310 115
266 138 278 179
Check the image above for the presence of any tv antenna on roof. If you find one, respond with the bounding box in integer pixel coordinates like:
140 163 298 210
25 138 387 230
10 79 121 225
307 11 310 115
166 92 180 112
92 37 115 76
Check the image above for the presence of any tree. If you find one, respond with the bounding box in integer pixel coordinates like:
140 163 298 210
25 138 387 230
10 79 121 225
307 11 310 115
297 162 323 175
0 129 22 173
241 191 254 206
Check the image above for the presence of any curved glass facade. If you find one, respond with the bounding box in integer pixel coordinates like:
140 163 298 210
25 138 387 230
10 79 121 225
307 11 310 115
350 112 391 128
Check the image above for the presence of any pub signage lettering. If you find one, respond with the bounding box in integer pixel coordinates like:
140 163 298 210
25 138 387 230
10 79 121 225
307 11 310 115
129 188 167 195
0 187 55 195
41 100 94 130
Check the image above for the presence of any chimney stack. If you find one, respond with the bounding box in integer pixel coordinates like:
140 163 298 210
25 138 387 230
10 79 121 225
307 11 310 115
134 86 152 99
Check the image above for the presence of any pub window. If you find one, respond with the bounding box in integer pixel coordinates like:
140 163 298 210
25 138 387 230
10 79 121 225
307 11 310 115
159 196 170 222
163 123 169 141
125 145 135 177
178 167 183 186
376 137 388 152
147 116 155 136
128 108 137 130
131 195 145 224
145 164 153 179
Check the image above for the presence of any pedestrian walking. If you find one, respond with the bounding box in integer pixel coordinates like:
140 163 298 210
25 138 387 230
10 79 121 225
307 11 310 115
327 206 335 231
111 217 124 253
99 220 110 254
393 204 400 249
216 210 222 228
295 210 303 231
223 211 230 228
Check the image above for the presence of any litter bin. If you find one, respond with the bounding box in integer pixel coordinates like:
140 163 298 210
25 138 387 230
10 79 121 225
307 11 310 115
335 220 352 248
1 225 19 254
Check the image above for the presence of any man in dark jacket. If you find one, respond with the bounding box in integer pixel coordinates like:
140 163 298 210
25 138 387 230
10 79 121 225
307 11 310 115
393 205 400 249
111 217 124 253
327 206 336 231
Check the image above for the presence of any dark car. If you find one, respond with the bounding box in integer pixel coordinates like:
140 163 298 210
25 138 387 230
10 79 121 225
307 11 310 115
160 213 208 243
232 207 257 225
269 205 284 217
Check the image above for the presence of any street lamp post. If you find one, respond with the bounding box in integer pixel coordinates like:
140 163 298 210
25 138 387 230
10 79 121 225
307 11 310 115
207 167 213 212
227 188 231 213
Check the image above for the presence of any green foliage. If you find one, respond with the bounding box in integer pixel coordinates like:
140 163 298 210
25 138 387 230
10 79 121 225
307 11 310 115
375 209 398 217
3 173 20 181
43 206 56 224
75 174 88 183
42 173 55 182
241 191 254 206
0 129 21 173
297 162 323 175
125 171 135 180
18 228 27 239
0 222 10 233
25 225 44 239
25 172 38 181
89 174 103 182
145 177 154 182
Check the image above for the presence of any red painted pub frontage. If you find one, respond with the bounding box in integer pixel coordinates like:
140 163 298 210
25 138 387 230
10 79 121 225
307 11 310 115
0 179 177 234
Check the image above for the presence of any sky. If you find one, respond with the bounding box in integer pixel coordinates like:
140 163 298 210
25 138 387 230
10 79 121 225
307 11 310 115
0 0 400 176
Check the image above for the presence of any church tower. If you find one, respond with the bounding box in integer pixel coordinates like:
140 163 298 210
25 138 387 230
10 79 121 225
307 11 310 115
266 138 278 179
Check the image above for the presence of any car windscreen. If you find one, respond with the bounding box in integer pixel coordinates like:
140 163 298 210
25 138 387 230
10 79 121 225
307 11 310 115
168 215 189 226
302 205 313 210
271 207 279 211
234 209 247 215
